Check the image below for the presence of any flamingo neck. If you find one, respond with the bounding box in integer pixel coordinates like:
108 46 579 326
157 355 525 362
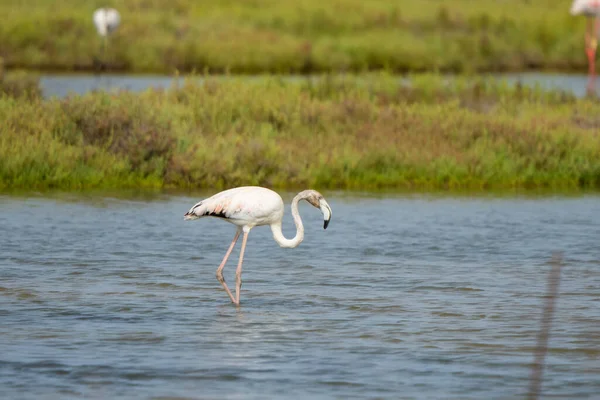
270 194 304 248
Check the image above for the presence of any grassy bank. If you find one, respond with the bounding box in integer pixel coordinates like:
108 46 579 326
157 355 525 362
0 0 592 74
1 73 600 190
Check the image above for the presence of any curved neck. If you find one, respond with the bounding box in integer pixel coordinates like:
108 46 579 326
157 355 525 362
270 194 304 248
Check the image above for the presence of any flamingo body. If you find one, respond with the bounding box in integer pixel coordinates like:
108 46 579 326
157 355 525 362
571 0 600 16
184 186 332 305
93 8 121 37
184 186 284 230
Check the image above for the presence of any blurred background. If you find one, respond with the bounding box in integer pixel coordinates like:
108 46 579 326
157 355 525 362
0 0 593 74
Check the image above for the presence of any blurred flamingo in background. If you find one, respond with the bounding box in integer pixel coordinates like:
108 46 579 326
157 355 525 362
93 8 120 71
184 187 333 305
570 0 600 93
93 7 120 37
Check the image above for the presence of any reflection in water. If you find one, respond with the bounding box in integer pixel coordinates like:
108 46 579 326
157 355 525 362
39 72 595 99
1 192 599 399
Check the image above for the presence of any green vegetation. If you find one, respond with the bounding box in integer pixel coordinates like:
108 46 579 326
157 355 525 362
0 0 592 74
0 71 41 99
1 72 599 190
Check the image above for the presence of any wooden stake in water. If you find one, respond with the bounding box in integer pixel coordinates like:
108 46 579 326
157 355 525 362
527 252 563 400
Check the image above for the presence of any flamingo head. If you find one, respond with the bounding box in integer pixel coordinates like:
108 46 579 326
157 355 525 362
300 190 332 229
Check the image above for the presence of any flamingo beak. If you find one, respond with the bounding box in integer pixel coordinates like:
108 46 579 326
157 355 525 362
319 199 332 229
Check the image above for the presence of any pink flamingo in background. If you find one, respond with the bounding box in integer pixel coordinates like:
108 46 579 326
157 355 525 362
184 187 333 305
571 0 600 93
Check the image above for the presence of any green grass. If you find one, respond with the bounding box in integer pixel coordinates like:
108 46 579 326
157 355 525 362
1 72 600 191
0 71 41 99
0 0 593 74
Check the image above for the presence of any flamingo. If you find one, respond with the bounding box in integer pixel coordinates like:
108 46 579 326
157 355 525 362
184 186 333 305
92 8 120 71
93 8 121 37
570 0 600 93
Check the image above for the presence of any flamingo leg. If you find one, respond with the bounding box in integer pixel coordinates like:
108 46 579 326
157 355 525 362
585 17 598 94
234 231 249 305
593 17 600 91
216 228 241 304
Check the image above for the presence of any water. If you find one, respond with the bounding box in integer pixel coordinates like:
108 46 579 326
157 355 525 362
39 72 593 99
1 191 599 399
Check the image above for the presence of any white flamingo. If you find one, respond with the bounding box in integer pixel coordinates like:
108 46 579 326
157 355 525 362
570 0 600 92
184 186 332 305
93 8 121 37
92 8 120 70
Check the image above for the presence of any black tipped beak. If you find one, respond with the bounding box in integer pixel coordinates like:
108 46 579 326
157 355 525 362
319 200 332 230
